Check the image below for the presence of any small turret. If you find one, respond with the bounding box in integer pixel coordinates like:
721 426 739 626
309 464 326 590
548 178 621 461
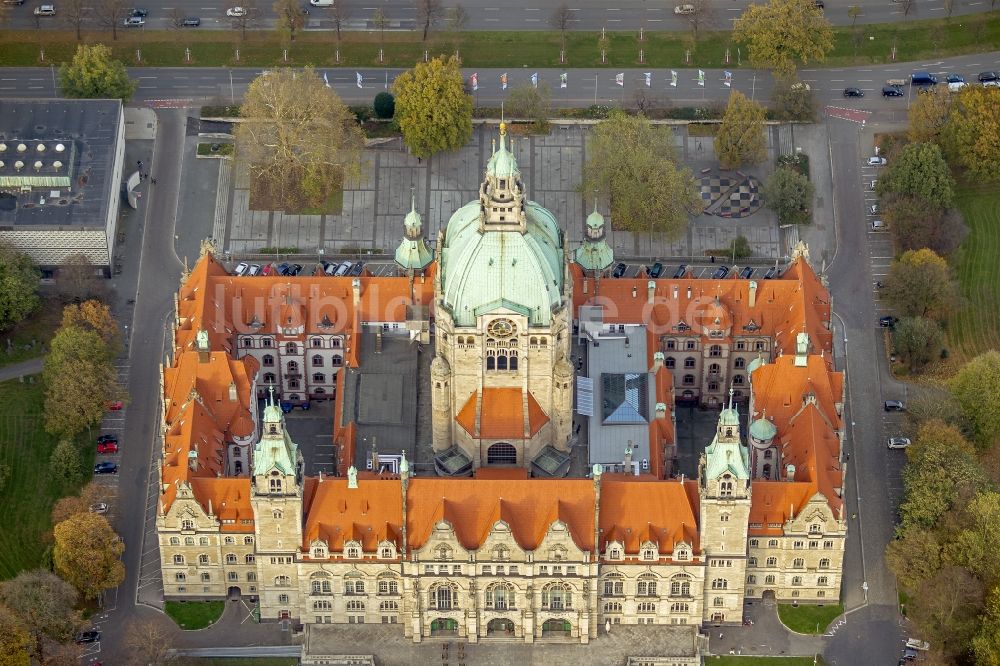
574 198 615 273
394 192 434 273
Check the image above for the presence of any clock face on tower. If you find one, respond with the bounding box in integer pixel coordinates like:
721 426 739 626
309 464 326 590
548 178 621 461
487 318 517 338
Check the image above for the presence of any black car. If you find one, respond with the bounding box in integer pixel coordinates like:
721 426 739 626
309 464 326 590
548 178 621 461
289 263 303 276
612 262 627 278
130 7 147 16
814 0 824 7
946 73 964 83
882 86 904 97
648 262 664 278
348 262 364 277
672 264 688 279
712 266 729 279
739 266 754 279
978 71 999 82
75 631 101 644
763 266 779 279
94 462 118 474
879 315 899 328
276 262 291 275
181 16 201 25
884 400 906 412
843 87 863 97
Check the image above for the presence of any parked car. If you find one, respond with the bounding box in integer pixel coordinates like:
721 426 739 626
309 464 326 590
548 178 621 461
884 400 906 412
887 437 911 449
902 648 919 661
905 639 930 651
129 6 147 16
322 261 339 276
288 263 303 276
226 5 247 15
276 262 291 275
977 71 999 83
75 631 101 644
871 220 886 231
348 262 364 277
261 263 274 276
94 462 118 474
712 266 729 279
648 262 664 278
107 400 123 411
334 262 351 277
33 4 56 15
247 263 261 276
879 315 899 328
234 261 249 276
866 156 887 166
843 87 864 98
122 15 144 25
612 262 627 278
2 0 26 5
945 73 964 83
882 85 904 97
97 434 118 444
739 266 754 279
869 203 879 215
673 3 695 13
763 266 779 279
672 264 688 279
181 16 201 25
948 81 967 92
813 0 824 7
89 502 109 515
97 441 119 454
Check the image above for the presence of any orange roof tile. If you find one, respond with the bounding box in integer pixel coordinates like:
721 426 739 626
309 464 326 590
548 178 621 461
455 389 550 440
302 477 403 551
474 468 530 480
188 478 254 532
749 481 816 534
599 477 700 554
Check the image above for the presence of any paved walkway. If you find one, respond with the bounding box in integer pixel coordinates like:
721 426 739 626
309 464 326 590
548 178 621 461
710 598 826 658
0 357 43 382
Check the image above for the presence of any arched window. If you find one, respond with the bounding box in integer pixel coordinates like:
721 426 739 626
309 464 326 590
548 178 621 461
245 554 255 564
344 576 365 595
331 356 343 366
313 373 325 382
184 537 195 546
311 355 323 367
665 357 676 369
175 572 186 582
708 381 719 392
181 519 194 530
285 342 297 354
287 360 299 373
603 601 622 613
711 578 728 590
244 536 254 545
226 553 237 564
379 600 399 612
766 557 777 567
819 558 831 569
709 363 721 374
733 374 744 385
311 577 332 594
734 357 746 368
486 356 496 370
792 576 803 586
670 602 689 613
497 355 508 371
346 600 365 611
793 558 805 568
262 354 274 367
542 583 571 610
638 602 656 613
720 474 734 497
818 576 829 586
669 575 691 597
169 537 180 545
637 574 658 597
275 576 291 587
764 449 773 459
603 573 624 596
487 442 517 465
684 357 696 368
713 597 724 607
683 374 695 385
485 582 515 610
430 583 458 610
510 355 518 371
200 536 209 545
709 345 722 357
311 338 324 348
763 463 772 477
173 555 185 565
263 373 276 384
269 477 282 493
273 509 283 519
378 576 399 595
809 523 822 535
765 575 776 584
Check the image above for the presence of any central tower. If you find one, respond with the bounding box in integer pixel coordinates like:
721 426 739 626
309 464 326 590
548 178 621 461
431 124 574 476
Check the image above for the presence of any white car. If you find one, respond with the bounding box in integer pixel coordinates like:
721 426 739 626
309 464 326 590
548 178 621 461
33 4 55 15
869 203 879 215
866 156 887 166
906 638 930 651
234 261 249 276
226 6 247 16
674 3 696 13
871 220 886 231
948 81 967 92
887 437 911 449
248 263 261 276
89 502 109 514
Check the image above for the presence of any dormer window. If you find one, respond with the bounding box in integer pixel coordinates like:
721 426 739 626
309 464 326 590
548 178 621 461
311 545 328 559
606 543 623 561
674 548 690 561
345 543 361 559
641 547 656 561
181 519 195 531
499 179 507 189
379 543 396 559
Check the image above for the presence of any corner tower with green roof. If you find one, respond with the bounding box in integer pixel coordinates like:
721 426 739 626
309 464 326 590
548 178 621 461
574 200 615 274
394 193 434 273
431 123 575 476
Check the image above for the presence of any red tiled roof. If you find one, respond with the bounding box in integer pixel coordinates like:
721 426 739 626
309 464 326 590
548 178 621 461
455 388 549 440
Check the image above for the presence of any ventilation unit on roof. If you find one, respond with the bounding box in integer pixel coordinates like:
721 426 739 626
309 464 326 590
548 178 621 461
33 161 42 172
36 143 45 153
52 160 62 171
0 143 6 152
16 143 26 153
14 161 23 172
55 143 65 152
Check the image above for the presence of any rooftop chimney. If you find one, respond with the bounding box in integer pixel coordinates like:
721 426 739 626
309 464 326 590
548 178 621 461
748 280 758 308
228 381 237 402
647 280 656 304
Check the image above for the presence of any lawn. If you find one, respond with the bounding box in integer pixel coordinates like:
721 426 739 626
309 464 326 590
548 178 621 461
190 660 298 666
165 600 226 630
1 11 999 69
777 603 844 634
0 297 63 369
946 185 1000 361
0 378 93 578
707 658 825 665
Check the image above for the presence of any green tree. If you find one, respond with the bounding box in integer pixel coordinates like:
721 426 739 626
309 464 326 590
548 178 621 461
883 248 961 320
951 492 1000 588
58 44 136 101
273 0 305 40
49 440 83 486
235 67 365 211
886 526 943 592
770 76 818 121
908 85 952 144
732 0 834 77
43 325 123 438
0 569 79 664
847 4 861 24
53 513 125 600
393 56 473 159
0 462 9 494
893 316 944 372
973 586 1000 666
941 86 1000 183
0 605 29 666
730 235 752 259
883 193 966 257
0 244 40 332
714 90 767 169
910 566 985 661
899 420 991 530
951 351 1000 451
507 82 552 129
876 142 956 208
581 110 701 239
373 91 395 119
61 300 122 355
762 167 814 225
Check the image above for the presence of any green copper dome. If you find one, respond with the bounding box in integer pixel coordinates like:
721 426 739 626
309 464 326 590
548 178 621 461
486 122 519 178
575 202 614 272
440 200 564 327
749 417 777 442
394 196 434 272
746 353 766 378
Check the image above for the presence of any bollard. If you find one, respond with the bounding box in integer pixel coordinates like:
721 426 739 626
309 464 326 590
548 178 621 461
235 48 240 61
725 48 730 64
335 49 340 63
601 49 606 64
39 48 44 62
424 50 428 62
185 47 191 62
283 48 288 62
560 49 565 64
379 48 384 62
686 49 691 64
639 48 644 63
136 49 141 62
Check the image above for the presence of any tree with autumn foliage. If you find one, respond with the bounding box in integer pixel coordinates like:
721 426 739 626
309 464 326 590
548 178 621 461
53 513 125 600
732 0 834 77
393 56 472 159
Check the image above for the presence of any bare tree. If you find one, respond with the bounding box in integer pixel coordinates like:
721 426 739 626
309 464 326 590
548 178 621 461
330 1 348 47
847 4 861 25
415 0 442 41
123 618 176 666
227 0 259 40
373 8 387 51
942 0 954 17
273 0 305 41
685 0 717 41
550 2 571 57
98 0 129 40
168 6 186 28
57 254 108 303
899 0 916 18
446 4 468 30
61 0 88 40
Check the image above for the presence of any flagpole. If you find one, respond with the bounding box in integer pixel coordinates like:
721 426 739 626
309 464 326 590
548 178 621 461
594 73 598 105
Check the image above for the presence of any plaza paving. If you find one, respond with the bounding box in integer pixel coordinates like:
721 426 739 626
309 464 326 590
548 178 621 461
219 123 794 262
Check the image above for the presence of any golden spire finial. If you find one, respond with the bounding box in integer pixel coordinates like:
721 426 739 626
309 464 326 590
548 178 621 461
499 121 507 136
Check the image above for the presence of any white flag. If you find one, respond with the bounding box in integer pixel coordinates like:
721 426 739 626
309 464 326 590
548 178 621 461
323 72 330 88
670 70 678 87
615 72 624 87
724 71 732 88
501 72 508 90
560 72 567 89
697 70 705 87
471 72 478 91
644 72 651 87
531 72 538 88
356 72 363 88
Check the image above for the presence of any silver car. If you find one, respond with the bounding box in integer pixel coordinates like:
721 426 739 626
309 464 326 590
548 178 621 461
887 437 911 449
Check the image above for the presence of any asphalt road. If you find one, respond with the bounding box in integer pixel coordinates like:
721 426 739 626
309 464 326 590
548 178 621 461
1 51 999 107
6 0 997 32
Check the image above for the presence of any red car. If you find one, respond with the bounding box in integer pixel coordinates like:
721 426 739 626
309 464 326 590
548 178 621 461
97 441 119 454
107 400 124 411
97 434 118 444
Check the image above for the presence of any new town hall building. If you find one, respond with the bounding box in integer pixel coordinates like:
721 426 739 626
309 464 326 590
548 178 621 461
155 125 847 643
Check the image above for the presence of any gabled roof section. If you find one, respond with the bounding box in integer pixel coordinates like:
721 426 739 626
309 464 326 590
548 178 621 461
302 477 403 552
455 388 549 440
599 477 700 555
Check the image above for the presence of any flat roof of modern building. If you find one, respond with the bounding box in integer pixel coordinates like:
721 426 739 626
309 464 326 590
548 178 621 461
0 99 122 229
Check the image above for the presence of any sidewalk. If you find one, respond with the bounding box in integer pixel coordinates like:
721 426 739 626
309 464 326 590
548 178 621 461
0 357 43 382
